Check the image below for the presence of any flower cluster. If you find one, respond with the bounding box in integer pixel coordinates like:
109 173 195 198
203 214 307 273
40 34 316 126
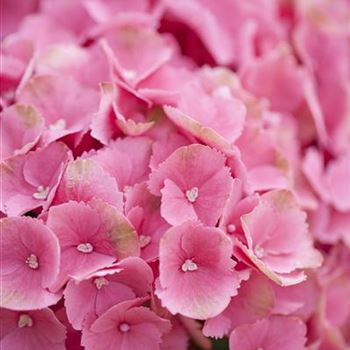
1 0 350 349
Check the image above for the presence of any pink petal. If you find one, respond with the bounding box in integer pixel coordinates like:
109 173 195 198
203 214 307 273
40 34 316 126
53 158 123 210
156 220 240 319
125 182 171 262
0 104 44 161
101 23 174 87
82 299 171 350
18 74 99 145
326 152 350 212
229 315 307 350
1 142 71 216
160 179 198 225
0 217 61 310
64 256 153 329
0 308 66 350
90 136 152 191
204 272 274 338
175 80 246 143
47 200 139 289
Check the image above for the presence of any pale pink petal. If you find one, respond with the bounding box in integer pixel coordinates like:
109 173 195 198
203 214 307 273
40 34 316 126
150 132 190 170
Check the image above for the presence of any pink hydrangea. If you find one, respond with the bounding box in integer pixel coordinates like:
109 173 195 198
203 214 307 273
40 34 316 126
81 298 171 350
89 136 153 192
303 148 350 247
0 217 61 310
0 104 44 161
229 315 307 350
203 272 274 338
124 182 170 261
46 200 139 290
165 77 246 146
148 144 233 226
17 74 99 146
53 158 124 210
236 190 323 286
156 220 242 319
64 257 153 330
2 0 349 348
1 142 71 216
0 308 66 350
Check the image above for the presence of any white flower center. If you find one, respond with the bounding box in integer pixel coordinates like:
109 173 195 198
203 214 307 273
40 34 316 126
18 314 33 328
25 254 39 269
185 187 199 203
212 86 232 99
119 322 130 333
77 243 94 253
139 235 151 248
32 185 49 200
49 118 66 131
123 69 137 81
254 245 265 259
94 277 109 290
181 259 198 272
227 224 236 233
123 185 131 194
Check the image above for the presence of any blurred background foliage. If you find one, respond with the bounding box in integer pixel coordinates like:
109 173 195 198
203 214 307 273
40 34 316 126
190 337 229 350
